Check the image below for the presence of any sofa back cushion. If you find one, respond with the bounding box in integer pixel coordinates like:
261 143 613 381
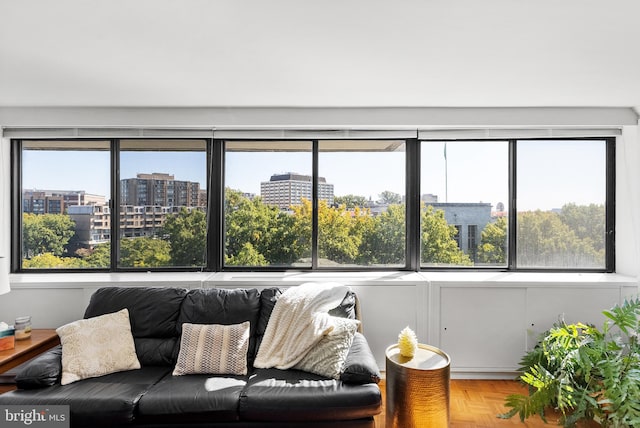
176 288 261 365
84 287 187 366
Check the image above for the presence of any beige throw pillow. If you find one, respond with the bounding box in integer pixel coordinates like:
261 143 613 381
294 317 359 379
173 322 250 376
56 308 141 385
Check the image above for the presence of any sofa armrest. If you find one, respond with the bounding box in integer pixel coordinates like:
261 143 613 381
15 345 62 389
340 333 381 384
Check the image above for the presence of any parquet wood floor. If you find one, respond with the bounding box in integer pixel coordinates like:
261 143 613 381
375 379 569 428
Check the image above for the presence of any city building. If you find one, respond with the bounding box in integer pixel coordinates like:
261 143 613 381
23 190 106 215
428 202 493 261
120 173 203 208
261 173 334 209
67 204 111 250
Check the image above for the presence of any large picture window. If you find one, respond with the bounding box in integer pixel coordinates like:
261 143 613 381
118 140 207 269
12 136 615 273
19 140 111 270
224 141 313 268
420 141 508 267
516 140 607 269
318 140 406 267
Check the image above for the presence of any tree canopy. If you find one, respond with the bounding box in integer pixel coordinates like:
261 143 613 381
22 213 76 259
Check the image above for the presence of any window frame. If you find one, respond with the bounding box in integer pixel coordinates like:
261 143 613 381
10 136 615 273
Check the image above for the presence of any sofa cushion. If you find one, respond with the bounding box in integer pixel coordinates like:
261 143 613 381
0 366 170 427
177 288 261 364
57 309 141 385
294 317 359 379
137 372 247 423
173 322 250 376
84 287 187 366
340 332 381 384
238 368 381 422
15 345 62 389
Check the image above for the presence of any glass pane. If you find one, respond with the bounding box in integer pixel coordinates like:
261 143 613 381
224 141 312 268
119 139 207 268
318 140 406 267
421 141 508 267
517 140 606 269
21 140 111 269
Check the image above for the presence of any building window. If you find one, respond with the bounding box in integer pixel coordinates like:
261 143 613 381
516 139 608 269
224 141 313 268
119 140 207 269
318 140 406 267
421 141 508 267
12 135 614 273
19 140 111 269
420 138 612 271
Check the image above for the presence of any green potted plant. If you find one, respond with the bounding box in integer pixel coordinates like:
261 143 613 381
500 298 640 427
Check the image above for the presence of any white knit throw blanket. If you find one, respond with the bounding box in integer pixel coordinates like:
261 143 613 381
254 282 349 370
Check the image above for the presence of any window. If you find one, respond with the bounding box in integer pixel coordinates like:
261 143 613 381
119 140 207 269
421 141 508 268
12 135 614 273
19 140 111 270
224 141 313 268
516 140 608 269
318 140 406 267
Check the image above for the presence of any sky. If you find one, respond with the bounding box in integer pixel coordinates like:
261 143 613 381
21 140 607 212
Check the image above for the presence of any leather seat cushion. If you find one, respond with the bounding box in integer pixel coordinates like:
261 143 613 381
0 367 169 427
238 368 381 422
137 373 247 423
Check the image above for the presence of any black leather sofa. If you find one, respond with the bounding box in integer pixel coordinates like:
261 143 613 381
0 286 382 428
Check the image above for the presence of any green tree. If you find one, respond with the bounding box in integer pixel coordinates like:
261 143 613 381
517 210 601 268
120 237 171 268
22 213 76 259
333 194 368 209
559 203 605 254
317 200 365 264
359 204 405 265
478 217 507 264
22 252 89 269
162 208 207 266
421 205 472 266
225 189 305 266
225 242 267 266
82 243 111 268
379 190 402 205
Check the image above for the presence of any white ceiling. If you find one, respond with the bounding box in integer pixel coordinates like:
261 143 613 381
1 0 639 109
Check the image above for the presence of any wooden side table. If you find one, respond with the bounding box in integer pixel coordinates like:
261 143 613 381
386 343 451 428
0 329 60 393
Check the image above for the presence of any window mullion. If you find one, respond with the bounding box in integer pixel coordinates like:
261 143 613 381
312 140 319 269
605 137 616 272
406 139 420 271
111 139 120 271
508 139 517 270
211 140 223 272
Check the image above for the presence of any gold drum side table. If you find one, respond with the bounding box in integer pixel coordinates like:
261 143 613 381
385 343 451 428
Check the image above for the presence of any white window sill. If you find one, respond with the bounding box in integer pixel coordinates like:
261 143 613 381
7 271 638 289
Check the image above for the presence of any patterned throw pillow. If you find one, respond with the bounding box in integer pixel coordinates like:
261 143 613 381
294 317 359 379
173 322 250 376
56 308 141 385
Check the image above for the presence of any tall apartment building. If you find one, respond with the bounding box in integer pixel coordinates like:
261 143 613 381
120 173 204 208
261 173 334 209
23 190 106 214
